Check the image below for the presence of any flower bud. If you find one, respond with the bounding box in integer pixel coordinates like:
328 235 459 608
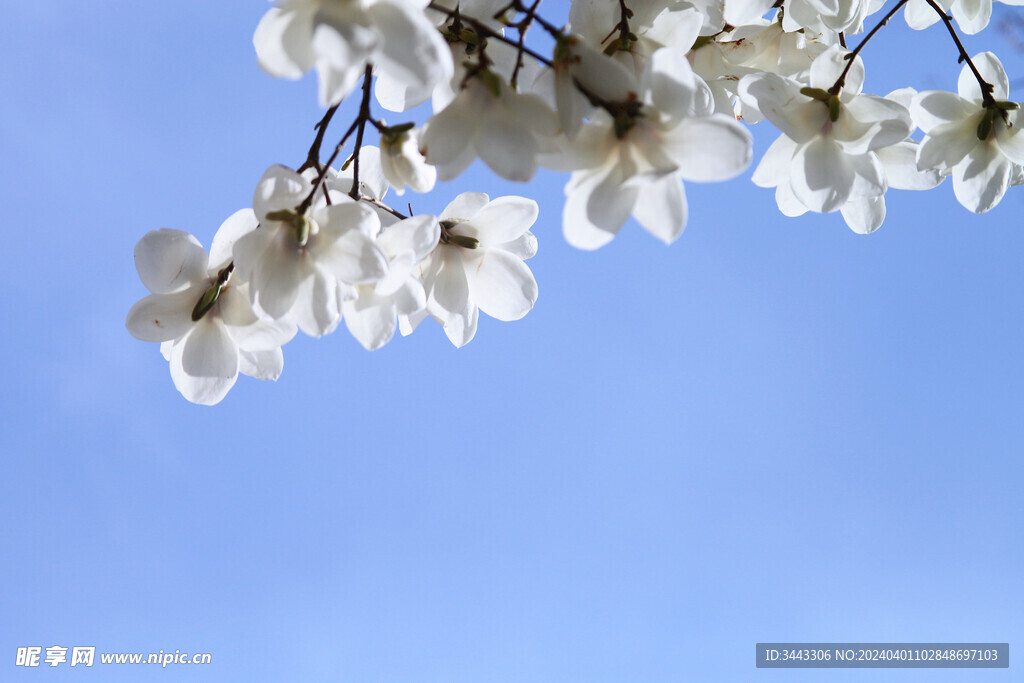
191 282 222 321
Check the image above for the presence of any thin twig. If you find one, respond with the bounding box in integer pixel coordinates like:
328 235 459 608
429 1 554 67
830 0 909 94
349 64 375 200
297 103 340 173
923 0 996 104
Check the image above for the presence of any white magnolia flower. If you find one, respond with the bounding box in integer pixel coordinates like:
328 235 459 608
904 0 1023 34
739 46 912 215
253 0 454 106
568 0 706 78
533 33 638 140
343 213 439 349
379 127 435 194
716 19 829 82
724 0 777 26
401 193 539 347
782 0 883 34
421 69 558 181
373 0 517 112
232 165 390 336
126 214 297 405
754 135 943 233
547 46 751 250
912 52 1024 213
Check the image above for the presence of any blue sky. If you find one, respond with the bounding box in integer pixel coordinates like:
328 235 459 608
2 1 1022 680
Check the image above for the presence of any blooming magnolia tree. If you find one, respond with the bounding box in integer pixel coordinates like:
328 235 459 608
128 0 1024 404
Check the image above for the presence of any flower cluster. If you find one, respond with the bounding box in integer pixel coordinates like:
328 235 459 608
129 0 1023 403
128 153 538 403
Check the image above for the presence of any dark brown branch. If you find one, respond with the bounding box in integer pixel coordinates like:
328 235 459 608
297 103 340 173
829 0 909 94
923 0 996 105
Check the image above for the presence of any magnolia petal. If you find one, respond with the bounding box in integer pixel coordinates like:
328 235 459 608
467 249 538 321
422 89 481 167
848 152 886 197
810 46 864 96
253 165 311 220
877 141 944 190
253 4 316 79
292 269 342 337
951 0 992 35
911 90 974 132
391 278 426 316
563 194 618 250
224 284 297 349
775 181 809 216
916 118 980 172
455 196 538 246
791 137 854 213
442 304 478 348
378 214 440 263
904 0 941 29
429 247 470 318
126 289 198 343
752 134 798 188
373 251 411 296
170 318 239 405
317 201 382 241
667 115 752 181
499 231 538 260
952 141 1011 213
134 229 207 295
478 105 541 181
995 122 1024 165
840 195 886 234
318 230 389 284
181 317 238 379
724 0 776 26
217 284 260 329
239 347 284 381
632 174 688 244
344 297 397 350
231 227 275 284
644 47 700 119
310 21 377 106
374 69 434 113
739 72 826 143
252 235 309 319
570 38 639 104
441 192 490 221
958 52 1007 101
837 95 912 154
368 0 453 92
209 209 258 271
399 307 428 336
